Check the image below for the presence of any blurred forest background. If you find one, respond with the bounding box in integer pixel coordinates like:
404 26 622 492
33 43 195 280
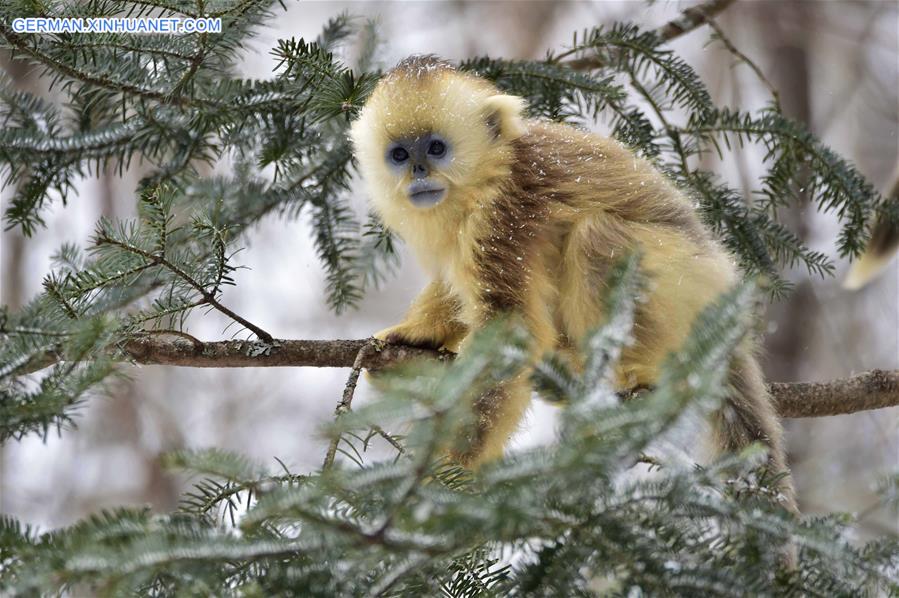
1 0 897 540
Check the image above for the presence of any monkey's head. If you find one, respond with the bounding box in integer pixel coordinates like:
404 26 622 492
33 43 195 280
350 55 527 217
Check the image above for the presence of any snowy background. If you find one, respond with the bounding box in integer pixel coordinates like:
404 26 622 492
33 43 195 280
2 0 897 539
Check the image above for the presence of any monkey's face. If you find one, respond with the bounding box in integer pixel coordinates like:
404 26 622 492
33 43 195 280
351 76 480 214
384 132 453 208
350 65 527 222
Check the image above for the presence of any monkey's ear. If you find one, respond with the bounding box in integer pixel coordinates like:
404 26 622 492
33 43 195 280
483 94 527 141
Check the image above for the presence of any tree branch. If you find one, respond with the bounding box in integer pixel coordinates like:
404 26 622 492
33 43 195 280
14 333 897 419
769 370 899 418
94 234 273 342
655 0 737 42
115 335 447 370
562 0 737 71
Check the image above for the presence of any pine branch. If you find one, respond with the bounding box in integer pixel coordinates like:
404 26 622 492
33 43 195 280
0 21 215 109
10 334 897 419
93 233 273 342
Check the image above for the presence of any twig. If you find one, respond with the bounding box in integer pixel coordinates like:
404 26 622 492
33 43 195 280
655 0 738 43
95 235 273 342
562 0 737 71
706 19 781 109
371 425 406 457
322 341 377 469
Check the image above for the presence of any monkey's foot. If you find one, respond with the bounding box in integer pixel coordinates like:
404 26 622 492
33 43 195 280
374 325 447 352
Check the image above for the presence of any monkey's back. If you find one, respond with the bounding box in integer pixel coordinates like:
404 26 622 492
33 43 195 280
512 121 709 239
504 120 740 386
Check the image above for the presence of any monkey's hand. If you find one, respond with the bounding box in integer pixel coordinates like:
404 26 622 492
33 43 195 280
372 281 469 354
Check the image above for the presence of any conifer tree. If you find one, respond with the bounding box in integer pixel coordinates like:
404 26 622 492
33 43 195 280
1 1 897 595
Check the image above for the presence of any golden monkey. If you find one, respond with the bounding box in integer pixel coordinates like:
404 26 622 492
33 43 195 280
350 55 796 512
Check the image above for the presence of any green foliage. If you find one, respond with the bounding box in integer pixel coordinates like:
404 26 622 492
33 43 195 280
0 5 383 437
1 2 896 596
2 262 897 596
0 311 118 441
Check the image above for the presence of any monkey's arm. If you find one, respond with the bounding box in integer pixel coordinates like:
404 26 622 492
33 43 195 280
374 280 469 352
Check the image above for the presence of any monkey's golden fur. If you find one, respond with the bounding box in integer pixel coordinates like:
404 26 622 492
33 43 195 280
351 56 795 512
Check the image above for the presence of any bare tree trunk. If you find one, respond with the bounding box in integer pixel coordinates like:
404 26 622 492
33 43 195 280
0 54 32 311
0 52 35 512
89 162 182 515
757 1 816 385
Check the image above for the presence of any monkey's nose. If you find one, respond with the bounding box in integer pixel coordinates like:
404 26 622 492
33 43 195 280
412 163 428 178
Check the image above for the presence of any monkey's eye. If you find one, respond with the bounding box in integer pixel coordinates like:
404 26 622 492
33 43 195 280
390 147 409 163
427 140 446 157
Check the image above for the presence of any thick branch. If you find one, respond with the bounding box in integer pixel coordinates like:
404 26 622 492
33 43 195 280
15 334 898 419
769 370 899 418
114 335 446 370
563 0 737 70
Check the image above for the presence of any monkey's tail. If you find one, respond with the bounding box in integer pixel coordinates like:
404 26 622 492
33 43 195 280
843 169 899 291
716 345 799 515
843 216 899 290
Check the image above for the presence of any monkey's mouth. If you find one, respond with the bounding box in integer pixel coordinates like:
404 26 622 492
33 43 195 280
408 181 446 207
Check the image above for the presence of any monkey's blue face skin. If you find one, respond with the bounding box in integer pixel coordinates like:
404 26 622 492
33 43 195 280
385 133 452 207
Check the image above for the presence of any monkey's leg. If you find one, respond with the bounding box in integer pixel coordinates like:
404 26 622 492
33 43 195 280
450 264 558 467
718 345 798 514
450 374 533 468
374 280 468 352
559 216 797 512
